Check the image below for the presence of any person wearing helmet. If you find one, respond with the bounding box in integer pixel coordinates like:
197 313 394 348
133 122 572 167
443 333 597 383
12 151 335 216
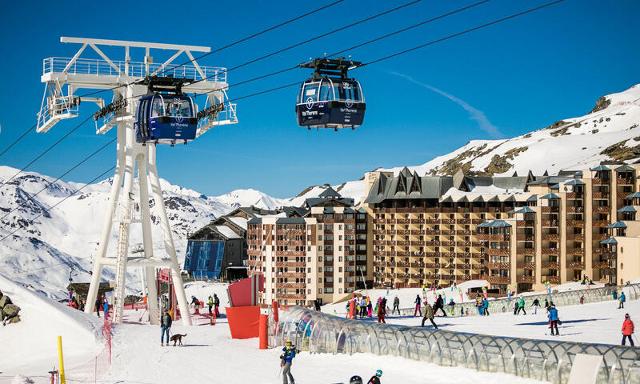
367 369 382 384
350 375 363 384
280 339 299 384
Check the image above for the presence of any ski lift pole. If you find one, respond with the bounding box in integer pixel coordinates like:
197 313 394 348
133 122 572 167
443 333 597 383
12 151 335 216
57 336 66 384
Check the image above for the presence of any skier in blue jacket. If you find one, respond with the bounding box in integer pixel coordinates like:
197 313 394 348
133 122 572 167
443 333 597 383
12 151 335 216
280 339 299 384
547 303 559 336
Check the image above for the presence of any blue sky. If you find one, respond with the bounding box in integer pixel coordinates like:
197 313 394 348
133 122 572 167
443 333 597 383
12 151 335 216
1 0 639 198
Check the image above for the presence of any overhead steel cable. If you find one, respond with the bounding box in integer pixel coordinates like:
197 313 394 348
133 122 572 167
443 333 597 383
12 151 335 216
90 0 424 109
222 0 568 103
207 0 492 93
0 165 115 242
0 124 36 160
0 114 95 191
76 0 346 99
358 0 566 68
0 137 116 224
185 0 422 87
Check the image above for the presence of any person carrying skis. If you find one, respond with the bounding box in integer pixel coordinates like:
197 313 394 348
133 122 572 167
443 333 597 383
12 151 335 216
161 309 172 346
421 302 438 329
531 298 541 315
434 294 447 317
367 369 383 384
280 339 298 384
622 313 635 346
392 296 400 315
413 295 422 317
618 291 626 309
547 303 559 336
207 295 214 316
213 294 220 317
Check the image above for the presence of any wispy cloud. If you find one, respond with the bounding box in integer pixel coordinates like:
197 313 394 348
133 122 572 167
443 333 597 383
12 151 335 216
390 71 503 138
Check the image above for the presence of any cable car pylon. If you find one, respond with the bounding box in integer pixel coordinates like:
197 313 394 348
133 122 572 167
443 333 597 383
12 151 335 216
36 37 238 325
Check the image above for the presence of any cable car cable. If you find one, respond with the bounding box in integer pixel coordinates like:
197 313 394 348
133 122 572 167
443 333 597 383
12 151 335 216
103 0 424 109
0 124 36 160
0 137 116 225
0 114 94 191
185 0 421 88
77 0 346 99
202 0 561 104
210 0 492 93
0 165 115 243
358 0 566 68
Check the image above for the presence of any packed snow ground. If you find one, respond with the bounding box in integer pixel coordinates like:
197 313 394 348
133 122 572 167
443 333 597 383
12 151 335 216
99 315 544 384
381 296 640 345
322 280 607 316
0 274 101 379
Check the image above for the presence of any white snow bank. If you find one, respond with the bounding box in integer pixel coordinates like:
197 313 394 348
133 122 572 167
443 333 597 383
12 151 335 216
0 274 102 377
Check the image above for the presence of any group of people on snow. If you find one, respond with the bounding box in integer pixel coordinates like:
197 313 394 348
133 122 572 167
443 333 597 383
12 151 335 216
345 294 389 323
190 293 220 317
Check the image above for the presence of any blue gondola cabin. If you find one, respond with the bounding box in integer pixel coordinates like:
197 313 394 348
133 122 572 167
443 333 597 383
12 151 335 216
135 94 197 144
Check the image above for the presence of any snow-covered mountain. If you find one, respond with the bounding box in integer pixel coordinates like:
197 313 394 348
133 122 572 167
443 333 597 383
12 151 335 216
296 83 640 204
0 167 283 298
1 83 639 298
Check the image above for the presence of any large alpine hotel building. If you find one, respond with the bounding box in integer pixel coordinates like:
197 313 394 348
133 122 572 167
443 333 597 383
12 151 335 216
246 163 640 305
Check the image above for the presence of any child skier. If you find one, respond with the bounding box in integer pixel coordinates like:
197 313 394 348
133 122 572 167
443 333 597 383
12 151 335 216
280 339 298 384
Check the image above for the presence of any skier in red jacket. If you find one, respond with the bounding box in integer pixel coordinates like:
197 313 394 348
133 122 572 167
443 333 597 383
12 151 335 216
622 313 635 346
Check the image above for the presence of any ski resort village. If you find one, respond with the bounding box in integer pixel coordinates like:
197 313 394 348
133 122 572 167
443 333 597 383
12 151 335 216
1 1 639 384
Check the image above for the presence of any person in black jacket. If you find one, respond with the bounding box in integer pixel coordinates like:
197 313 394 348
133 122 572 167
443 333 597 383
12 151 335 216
161 310 172 346
434 295 447 317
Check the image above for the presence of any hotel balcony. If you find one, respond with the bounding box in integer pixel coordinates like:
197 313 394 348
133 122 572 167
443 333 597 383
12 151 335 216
486 275 511 284
487 248 510 256
592 206 610 214
616 177 634 185
567 260 585 269
541 261 560 269
542 233 560 241
591 178 610 185
516 261 536 269
518 248 536 256
517 275 535 283
541 248 560 255
487 261 511 269
542 275 560 284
